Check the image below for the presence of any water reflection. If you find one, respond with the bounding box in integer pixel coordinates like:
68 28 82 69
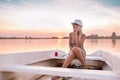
0 39 120 56
112 39 116 47
89 39 98 43
56 39 61 50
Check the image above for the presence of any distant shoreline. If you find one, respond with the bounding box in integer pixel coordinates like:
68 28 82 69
0 38 119 39
0 32 120 39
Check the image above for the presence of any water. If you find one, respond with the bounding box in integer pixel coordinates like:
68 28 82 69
0 39 120 56
0 39 120 80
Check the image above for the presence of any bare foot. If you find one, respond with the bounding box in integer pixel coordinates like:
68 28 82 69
51 76 59 80
82 65 88 69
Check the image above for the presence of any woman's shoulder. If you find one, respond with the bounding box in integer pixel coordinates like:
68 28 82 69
82 33 86 36
69 32 73 36
82 33 86 38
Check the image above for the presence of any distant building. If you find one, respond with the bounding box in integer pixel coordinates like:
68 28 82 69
111 32 117 39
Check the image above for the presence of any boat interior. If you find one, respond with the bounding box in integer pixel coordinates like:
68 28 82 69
29 57 111 71
2 57 112 80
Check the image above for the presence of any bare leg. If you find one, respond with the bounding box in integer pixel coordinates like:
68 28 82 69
52 51 75 80
72 47 87 69
62 50 75 68
51 51 75 80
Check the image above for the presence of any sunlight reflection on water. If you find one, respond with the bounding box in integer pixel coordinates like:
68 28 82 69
0 39 120 56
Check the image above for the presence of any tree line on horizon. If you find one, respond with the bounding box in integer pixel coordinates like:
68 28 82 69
0 32 120 39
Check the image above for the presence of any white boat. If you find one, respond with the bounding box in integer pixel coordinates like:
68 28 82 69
0 50 120 80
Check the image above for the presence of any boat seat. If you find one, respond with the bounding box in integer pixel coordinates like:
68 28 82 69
50 51 105 61
1 65 120 80
86 56 104 61
52 55 105 61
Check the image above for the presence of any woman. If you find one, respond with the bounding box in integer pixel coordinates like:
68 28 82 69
62 19 87 69
52 19 87 80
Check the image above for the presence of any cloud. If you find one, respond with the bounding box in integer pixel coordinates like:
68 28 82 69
0 0 120 36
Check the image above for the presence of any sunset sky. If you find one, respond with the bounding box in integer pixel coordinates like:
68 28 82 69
0 0 120 37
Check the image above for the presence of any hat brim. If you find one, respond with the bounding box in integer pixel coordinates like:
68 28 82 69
71 22 82 27
71 22 78 25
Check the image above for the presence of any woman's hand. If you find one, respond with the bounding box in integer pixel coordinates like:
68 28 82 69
74 27 82 40
74 30 79 36
73 30 79 42
74 27 81 36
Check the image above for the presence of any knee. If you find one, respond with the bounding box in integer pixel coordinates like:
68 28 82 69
72 47 83 56
68 51 75 58
72 46 81 53
72 46 77 51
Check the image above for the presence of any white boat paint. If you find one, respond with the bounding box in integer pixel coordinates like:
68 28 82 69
0 50 120 80
1 65 120 80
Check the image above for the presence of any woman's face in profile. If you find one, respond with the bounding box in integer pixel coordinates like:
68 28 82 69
72 23 81 32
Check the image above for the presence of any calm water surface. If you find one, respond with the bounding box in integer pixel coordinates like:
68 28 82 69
0 39 120 56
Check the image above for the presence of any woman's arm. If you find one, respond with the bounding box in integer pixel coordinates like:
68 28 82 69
69 32 73 50
74 31 86 47
79 34 86 47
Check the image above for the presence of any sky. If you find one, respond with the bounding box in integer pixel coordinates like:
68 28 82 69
0 0 120 37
